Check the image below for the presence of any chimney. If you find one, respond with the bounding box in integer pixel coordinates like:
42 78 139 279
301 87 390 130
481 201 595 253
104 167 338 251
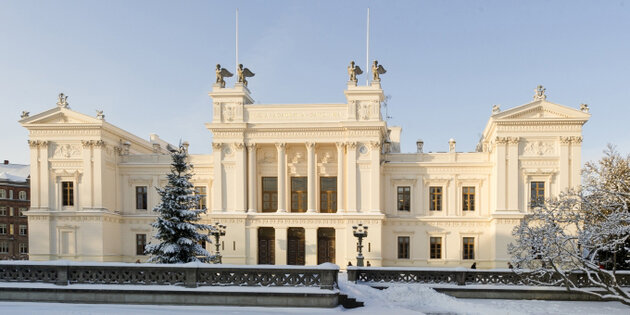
3 160 8 165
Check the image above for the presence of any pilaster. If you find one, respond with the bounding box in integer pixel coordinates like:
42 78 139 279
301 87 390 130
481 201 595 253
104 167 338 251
346 142 357 212
559 137 570 191
247 143 257 213
306 142 316 213
212 143 224 212
494 137 508 211
507 137 519 211
276 143 287 213
305 227 317 265
275 227 287 265
234 143 247 212
369 141 381 213
335 142 345 212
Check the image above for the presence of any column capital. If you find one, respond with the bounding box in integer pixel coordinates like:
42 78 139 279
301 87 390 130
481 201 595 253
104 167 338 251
305 142 316 150
275 142 286 150
246 142 256 150
335 142 345 150
232 142 245 151
347 141 357 149
212 142 223 150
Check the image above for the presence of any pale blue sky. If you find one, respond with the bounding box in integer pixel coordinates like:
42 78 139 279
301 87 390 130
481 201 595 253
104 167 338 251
1 0 629 164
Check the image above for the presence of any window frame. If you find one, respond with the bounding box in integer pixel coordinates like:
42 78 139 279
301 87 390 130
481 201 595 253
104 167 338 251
429 186 443 211
0 189 5 199
462 237 475 260
19 224 27 236
194 186 207 209
18 191 27 200
61 181 74 207
290 176 307 213
0 241 8 253
462 186 475 211
397 186 411 211
319 177 337 213
397 236 410 259
19 243 28 254
135 186 148 210
429 236 443 260
136 234 147 256
0 224 6 235
261 177 278 213
530 181 545 208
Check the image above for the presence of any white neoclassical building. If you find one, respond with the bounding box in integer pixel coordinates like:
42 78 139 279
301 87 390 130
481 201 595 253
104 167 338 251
20 78 590 268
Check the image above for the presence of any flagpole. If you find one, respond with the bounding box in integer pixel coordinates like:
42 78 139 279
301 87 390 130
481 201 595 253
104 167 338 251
366 7 370 86
236 8 239 74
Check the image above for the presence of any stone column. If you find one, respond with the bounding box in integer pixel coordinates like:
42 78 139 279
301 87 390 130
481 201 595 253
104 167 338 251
247 143 257 213
275 227 287 265
335 142 345 212
346 142 357 212
369 141 381 212
570 137 582 188
234 143 247 212
559 137 571 192
28 140 40 209
276 143 287 212
305 227 318 265
494 138 507 211
306 142 316 213
212 143 224 212
507 137 520 211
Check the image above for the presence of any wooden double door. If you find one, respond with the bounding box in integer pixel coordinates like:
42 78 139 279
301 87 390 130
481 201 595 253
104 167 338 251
287 227 305 265
317 228 335 264
258 227 275 265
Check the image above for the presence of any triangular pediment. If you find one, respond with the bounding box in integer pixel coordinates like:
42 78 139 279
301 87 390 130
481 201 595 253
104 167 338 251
493 100 591 121
20 107 101 125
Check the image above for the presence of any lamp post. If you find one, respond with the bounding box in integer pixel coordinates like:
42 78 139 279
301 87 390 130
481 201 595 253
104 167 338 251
352 223 368 267
210 222 226 263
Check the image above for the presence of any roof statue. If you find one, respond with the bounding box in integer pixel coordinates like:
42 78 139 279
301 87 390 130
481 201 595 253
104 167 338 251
371 60 386 81
96 110 105 120
215 64 233 88
237 64 255 87
56 93 69 108
533 85 547 101
347 61 363 84
492 105 501 114
580 103 590 113
20 111 29 119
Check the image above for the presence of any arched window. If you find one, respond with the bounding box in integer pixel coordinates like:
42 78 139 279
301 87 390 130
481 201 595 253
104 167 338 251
18 191 26 200
0 189 5 199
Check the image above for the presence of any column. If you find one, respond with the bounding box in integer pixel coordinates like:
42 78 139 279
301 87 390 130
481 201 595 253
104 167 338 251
346 142 357 212
305 227 317 265
276 143 287 212
275 227 287 265
235 143 247 212
335 142 345 212
40 141 50 210
212 143 224 212
494 138 507 211
28 141 40 208
559 137 570 191
370 141 381 212
306 142 316 213
507 137 519 211
247 143 257 213
570 137 583 188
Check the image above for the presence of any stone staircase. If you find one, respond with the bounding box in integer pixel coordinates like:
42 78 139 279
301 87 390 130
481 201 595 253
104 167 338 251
338 293 364 309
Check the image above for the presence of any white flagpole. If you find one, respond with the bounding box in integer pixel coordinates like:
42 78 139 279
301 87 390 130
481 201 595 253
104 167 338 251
236 8 239 74
366 8 370 86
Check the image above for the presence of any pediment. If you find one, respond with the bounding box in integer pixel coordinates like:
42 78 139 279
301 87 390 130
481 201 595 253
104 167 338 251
493 100 590 121
20 107 101 125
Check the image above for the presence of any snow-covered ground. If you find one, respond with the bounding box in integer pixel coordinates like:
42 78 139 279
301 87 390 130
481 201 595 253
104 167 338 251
0 273 627 314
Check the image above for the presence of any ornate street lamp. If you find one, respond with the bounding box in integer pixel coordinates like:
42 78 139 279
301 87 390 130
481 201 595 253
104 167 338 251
209 222 226 263
352 223 368 267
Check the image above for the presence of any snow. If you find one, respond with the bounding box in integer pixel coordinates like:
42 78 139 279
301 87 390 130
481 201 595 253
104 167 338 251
0 260 339 270
0 163 29 182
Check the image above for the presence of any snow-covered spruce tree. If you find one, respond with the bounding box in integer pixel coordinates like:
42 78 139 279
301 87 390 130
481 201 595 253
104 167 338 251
145 144 213 263
509 145 630 305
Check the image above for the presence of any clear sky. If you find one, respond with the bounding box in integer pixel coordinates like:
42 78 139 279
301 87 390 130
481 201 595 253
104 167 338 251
1 0 629 165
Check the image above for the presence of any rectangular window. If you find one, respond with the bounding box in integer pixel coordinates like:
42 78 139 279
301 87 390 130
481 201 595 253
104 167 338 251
9 224 14 235
463 237 475 260
0 242 8 253
195 186 207 209
0 189 5 198
19 191 27 200
320 177 337 213
397 236 410 259
430 187 442 211
530 182 545 207
0 207 6 216
9 207 13 216
19 208 26 217
462 187 475 211
19 225 27 236
62 181 74 206
430 237 442 259
397 186 411 211
135 186 148 210
136 234 147 255
291 177 307 212
9 190 13 199
262 177 278 213
19 243 28 254
0 224 6 235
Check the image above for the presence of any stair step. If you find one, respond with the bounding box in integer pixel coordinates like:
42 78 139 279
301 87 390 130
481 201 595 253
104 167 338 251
339 293 364 309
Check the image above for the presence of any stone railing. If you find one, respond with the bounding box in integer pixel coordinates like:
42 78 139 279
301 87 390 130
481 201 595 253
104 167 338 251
347 267 630 287
0 261 339 290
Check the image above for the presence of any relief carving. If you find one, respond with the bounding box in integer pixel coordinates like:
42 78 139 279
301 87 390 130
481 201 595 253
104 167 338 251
524 141 555 156
53 144 81 158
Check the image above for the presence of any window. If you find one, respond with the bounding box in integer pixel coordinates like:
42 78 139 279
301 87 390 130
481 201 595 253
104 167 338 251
530 182 545 207
462 187 475 211
430 187 442 211
0 207 6 216
9 207 13 216
0 242 8 253
397 236 410 259
0 189 5 198
19 208 26 217
463 237 475 260
320 177 337 213
62 181 74 206
19 243 27 254
195 186 207 209
135 186 148 210
9 190 13 199
430 237 442 259
136 234 147 255
18 191 27 200
9 224 14 235
291 177 307 212
0 224 6 235
397 186 411 211
19 225 27 236
262 177 278 213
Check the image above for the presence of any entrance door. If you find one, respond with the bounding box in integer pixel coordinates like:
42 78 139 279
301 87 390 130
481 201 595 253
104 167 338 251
287 227 305 265
317 228 335 264
258 227 275 264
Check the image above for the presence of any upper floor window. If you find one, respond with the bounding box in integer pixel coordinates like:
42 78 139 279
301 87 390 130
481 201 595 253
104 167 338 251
194 186 207 209
9 190 13 199
0 207 6 216
530 182 545 207
430 236 442 259
430 187 442 211
262 177 278 213
397 236 410 259
135 186 148 210
18 191 27 200
291 177 307 213
19 208 26 217
320 177 337 213
0 242 8 253
0 189 5 198
19 225 27 236
62 181 74 206
397 186 411 211
136 234 147 255
462 187 475 211
0 224 6 235
463 237 475 260
19 243 28 254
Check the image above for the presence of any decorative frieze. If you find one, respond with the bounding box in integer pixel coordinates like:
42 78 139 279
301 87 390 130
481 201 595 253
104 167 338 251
52 144 81 158
523 141 554 156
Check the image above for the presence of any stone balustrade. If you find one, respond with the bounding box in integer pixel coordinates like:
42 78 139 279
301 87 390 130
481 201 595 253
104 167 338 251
0 261 339 290
347 267 630 287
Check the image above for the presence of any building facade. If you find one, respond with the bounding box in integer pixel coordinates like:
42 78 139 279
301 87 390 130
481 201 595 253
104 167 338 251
20 80 590 268
0 160 30 260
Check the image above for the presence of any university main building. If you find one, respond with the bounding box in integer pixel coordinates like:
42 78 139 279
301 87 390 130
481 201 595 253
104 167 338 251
20 68 590 268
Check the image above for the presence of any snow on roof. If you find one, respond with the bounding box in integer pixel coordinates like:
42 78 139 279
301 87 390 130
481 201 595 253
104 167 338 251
0 163 29 182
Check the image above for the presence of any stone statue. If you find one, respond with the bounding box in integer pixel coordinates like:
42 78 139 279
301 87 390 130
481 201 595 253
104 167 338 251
580 103 590 113
347 61 363 84
215 64 233 88
371 60 386 81
96 110 105 120
237 64 255 86
20 111 29 119
492 105 501 114
534 85 546 101
56 93 69 108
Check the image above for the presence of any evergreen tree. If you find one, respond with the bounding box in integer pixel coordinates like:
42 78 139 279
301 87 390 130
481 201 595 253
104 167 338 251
145 145 212 263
